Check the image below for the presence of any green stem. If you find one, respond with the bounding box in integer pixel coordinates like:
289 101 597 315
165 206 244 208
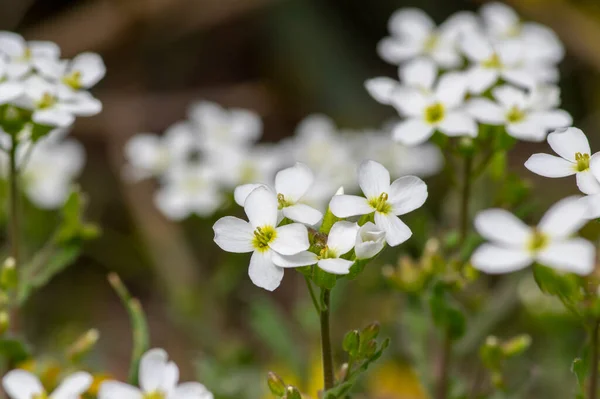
304 275 320 313
436 332 453 399
459 155 473 245
320 288 335 390
589 321 599 399
8 137 20 333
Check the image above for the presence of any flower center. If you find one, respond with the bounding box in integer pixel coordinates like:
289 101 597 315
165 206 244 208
482 53 502 69
252 226 277 252
368 192 392 214
32 393 48 399
143 392 166 399
527 229 549 253
424 102 445 124
506 106 525 123
423 34 439 52
318 246 337 260
182 176 205 193
62 70 82 90
37 92 57 110
277 193 293 209
575 152 590 172
20 47 32 62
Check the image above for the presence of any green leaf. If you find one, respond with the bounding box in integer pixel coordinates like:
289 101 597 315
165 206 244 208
429 283 466 340
572 357 588 392
0 337 31 364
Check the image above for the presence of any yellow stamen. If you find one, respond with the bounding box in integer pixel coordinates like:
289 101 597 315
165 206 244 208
368 192 392 214
62 70 82 90
143 392 166 399
527 230 549 252
575 152 590 172
482 53 502 69
424 103 445 124
423 34 439 52
506 106 525 123
37 92 57 110
252 226 277 252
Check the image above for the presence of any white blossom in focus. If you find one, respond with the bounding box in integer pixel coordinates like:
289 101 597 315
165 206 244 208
330 160 428 246
355 221 386 259
3 369 92 399
471 196 595 275
98 348 213 399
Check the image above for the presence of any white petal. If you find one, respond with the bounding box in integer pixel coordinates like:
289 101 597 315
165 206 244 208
437 112 477 137
244 186 278 228
374 212 412 247
234 183 265 207
435 72 467 108
139 348 171 392
461 34 493 62
388 8 435 40
170 382 214 399
329 195 373 218
391 118 434 146
355 222 386 259
29 41 60 59
271 250 318 268
377 38 421 64
501 69 537 89
317 258 354 275
327 221 359 255
400 58 437 90
248 250 284 291
275 162 314 202
271 223 309 255
524 154 576 178
467 67 498 94
466 98 505 124
388 175 428 215
358 160 390 198
547 127 591 162
70 52 106 87
390 88 429 117
365 77 399 104
97 381 143 399
480 2 519 38
591 153 600 182
538 196 588 238
0 32 25 57
474 209 531 246
50 372 93 399
530 110 572 130
282 203 323 225
0 82 24 104
59 92 102 116
471 244 532 274
507 120 547 142
579 194 600 219
492 85 527 109
577 171 600 195
33 109 74 128
2 370 44 399
537 239 596 275
213 216 254 253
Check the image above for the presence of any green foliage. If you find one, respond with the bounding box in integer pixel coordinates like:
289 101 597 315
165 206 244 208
0 337 31 365
429 283 466 341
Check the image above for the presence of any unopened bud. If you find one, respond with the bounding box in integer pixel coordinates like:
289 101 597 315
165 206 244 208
342 330 360 358
502 335 531 357
0 311 9 335
267 372 286 397
285 385 302 399
361 322 380 342
338 362 349 381
1 258 17 290
67 329 100 362
360 340 377 358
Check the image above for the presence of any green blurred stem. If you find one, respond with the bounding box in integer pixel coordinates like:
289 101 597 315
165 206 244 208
8 136 20 333
320 288 335 390
304 276 320 313
459 155 473 245
436 332 452 399
589 321 599 399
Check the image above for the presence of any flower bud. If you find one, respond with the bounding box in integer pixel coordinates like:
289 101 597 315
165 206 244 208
355 222 386 260
342 330 360 357
267 372 286 397
361 322 380 342
0 311 9 335
285 385 302 399
67 329 100 363
1 257 17 290
502 334 531 357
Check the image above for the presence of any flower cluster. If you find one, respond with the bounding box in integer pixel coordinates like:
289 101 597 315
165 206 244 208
124 105 442 220
213 160 427 290
367 2 571 145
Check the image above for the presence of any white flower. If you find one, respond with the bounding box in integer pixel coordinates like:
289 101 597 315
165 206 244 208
213 144 284 188
355 222 386 260
19 139 85 209
3 369 92 399
0 32 60 79
461 33 545 94
98 348 213 399
17 76 101 127
234 163 323 225
390 72 476 145
0 57 24 105
378 9 478 68
471 196 595 275
329 160 428 246
36 52 106 95
467 85 571 141
213 186 310 291
579 155 600 219
154 164 222 221
124 122 200 181
525 127 599 194
188 101 261 152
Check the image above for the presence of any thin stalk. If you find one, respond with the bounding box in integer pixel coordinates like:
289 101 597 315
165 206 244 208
304 275 320 313
589 321 599 399
7 136 20 334
320 289 335 390
436 332 452 399
459 155 473 245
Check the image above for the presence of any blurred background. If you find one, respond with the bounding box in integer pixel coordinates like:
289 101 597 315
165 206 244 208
3 0 600 398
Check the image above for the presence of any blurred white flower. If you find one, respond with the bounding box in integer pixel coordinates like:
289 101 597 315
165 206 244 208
188 101 262 152
355 221 386 260
525 127 599 194
391 72 476 145
468 85 571 141
36 52 106 96
234 162 323 226
3 369 91 399
17 76 101 127
154 164 222 221
213 186 310 291
378 9 478 68
99 348 213 399
0 32 60 79
19 139 85 209
330 160 427 246
471 196 595 275
0 57 24 105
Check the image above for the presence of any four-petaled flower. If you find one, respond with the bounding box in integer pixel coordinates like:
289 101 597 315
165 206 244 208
3 369 92 399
